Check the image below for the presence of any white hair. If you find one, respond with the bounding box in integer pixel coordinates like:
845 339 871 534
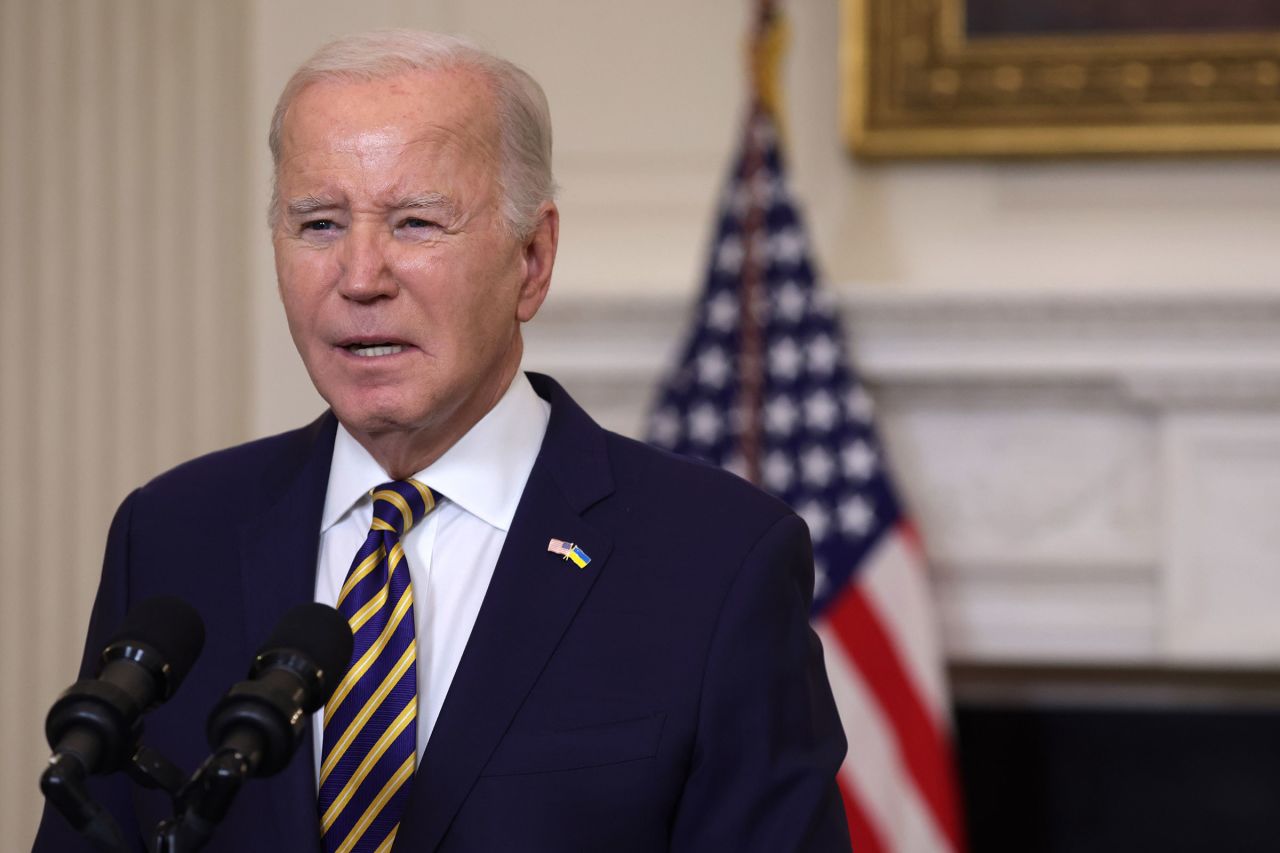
268 29 556 240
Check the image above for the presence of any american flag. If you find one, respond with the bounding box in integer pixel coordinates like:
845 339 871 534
646 102 965 852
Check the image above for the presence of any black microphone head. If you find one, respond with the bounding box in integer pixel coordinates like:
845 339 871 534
255 603 353 705
104 596 206 697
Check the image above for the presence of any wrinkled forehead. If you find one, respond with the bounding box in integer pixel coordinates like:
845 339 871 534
277 68 502 178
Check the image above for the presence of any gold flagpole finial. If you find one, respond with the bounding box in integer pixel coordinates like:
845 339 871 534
749 0 789 126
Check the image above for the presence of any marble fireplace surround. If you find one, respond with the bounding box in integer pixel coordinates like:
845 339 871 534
525 290 1280 674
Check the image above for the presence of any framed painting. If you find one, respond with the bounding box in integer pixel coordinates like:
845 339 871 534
842 0 1280 157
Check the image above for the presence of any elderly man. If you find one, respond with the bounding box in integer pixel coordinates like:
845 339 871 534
35 30 849 853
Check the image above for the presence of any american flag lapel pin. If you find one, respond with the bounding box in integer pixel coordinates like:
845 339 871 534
547 538 591 569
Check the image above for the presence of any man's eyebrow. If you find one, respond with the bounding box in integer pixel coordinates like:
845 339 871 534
284 195 341 216
395 193 456 216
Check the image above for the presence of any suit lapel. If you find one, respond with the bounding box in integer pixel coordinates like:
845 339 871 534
394 375 615 852
237 412 337 853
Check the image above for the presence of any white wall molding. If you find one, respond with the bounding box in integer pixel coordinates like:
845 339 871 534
843 291 1280 386
525 289 1280 669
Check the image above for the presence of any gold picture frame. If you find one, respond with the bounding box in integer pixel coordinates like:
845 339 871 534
842 0 1280 157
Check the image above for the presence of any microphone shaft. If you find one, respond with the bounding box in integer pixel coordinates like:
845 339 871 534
40 753 129 853
155 727 261 853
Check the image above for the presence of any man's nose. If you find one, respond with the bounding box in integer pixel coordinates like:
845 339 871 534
337 225 397 301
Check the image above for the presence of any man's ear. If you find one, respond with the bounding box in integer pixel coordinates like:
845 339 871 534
516 202 559 323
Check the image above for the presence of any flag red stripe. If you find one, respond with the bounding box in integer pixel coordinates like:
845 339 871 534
837 776 887 853
898 519 925 555
826 583 965 850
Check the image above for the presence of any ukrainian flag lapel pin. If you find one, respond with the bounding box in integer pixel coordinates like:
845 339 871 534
547 538 591 569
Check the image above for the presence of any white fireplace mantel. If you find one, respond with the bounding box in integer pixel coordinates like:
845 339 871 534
525 289 1280 668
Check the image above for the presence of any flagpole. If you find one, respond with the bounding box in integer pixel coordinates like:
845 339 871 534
737 0 786 486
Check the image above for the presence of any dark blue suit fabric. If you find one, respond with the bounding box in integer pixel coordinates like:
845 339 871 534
34 373 851 852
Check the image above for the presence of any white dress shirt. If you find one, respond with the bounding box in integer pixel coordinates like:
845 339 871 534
311 371 551 779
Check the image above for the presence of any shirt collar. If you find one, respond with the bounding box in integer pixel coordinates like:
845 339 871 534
320 370 551 533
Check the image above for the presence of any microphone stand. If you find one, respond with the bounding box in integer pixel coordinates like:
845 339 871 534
39 741 186 853
40 710 257 853
153 729 260 853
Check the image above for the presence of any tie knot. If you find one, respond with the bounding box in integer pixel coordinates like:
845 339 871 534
369 479 436 536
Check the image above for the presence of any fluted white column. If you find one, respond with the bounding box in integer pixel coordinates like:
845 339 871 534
0 0 252 840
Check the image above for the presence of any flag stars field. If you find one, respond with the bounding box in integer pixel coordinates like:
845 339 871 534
770 338 804 380
801 445 836 487
768 227 807 266
796 499 830 542
687 402 724 446
716 234 745 274
648 408 681 448
813 558 830 598
807 334 840 375
765 395 800 436
839 496 876 537
774 280 808 323
763 450 794 492
696 346 732 389
842 439 878 481
804 390 840 431
705 291 739 332
846 386 875 424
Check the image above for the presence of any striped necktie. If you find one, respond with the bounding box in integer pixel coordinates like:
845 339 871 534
319 479 437 853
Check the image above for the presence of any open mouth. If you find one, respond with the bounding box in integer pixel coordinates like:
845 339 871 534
345 342 406 357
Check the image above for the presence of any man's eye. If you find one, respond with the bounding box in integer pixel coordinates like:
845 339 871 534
301 219 336 232
400 217 438 230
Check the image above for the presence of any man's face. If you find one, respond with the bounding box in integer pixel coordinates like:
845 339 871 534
273 69 554 454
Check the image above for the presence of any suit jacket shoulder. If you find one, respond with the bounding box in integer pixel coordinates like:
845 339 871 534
605 427 795 529
130 412 337 526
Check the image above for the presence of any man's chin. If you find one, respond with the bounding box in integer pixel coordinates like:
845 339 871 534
327 395 425 436
336 410 420 437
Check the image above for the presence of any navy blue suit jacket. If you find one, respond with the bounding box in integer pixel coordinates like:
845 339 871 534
34 374 850 852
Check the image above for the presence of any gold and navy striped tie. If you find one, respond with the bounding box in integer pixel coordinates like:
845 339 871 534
319 479 436 853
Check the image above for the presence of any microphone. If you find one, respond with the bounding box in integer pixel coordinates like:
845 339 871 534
44 595 206 776
154 603 352 852
41 596 205 850
206 601 354 776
